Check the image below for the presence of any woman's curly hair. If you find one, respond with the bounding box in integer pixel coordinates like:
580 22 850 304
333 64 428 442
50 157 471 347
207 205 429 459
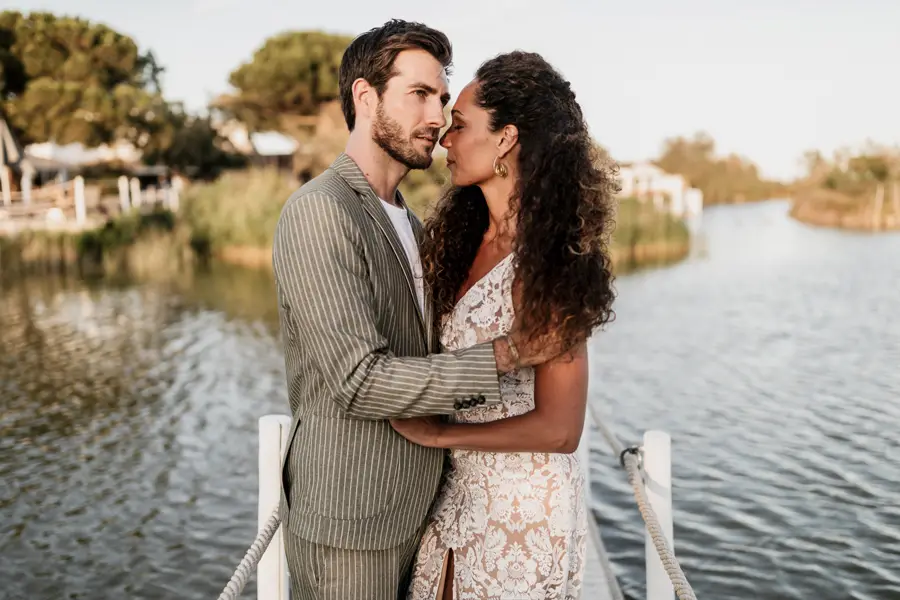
421 51 619 351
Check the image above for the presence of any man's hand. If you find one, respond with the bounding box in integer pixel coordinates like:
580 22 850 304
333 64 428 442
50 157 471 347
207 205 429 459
492 327 567 374
492 279 570 373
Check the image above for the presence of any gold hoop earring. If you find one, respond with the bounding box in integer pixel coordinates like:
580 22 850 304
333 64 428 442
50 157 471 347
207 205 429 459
493 156 508 178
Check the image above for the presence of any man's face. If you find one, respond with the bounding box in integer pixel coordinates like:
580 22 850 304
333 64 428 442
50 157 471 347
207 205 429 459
371 49 450 170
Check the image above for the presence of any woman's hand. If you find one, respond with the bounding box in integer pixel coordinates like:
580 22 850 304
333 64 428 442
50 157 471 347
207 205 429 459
389 416 445 447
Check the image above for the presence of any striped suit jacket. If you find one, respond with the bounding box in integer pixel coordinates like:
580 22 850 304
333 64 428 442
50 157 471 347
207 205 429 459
271 153 502 551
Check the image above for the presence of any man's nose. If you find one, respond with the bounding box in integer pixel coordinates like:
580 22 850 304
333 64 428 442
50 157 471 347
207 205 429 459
426 99 446 129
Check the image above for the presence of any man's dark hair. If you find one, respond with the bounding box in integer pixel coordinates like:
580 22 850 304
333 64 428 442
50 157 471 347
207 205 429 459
339 19 452 131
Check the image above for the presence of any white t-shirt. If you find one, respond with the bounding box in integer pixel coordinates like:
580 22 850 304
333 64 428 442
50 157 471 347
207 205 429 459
379 198 425 316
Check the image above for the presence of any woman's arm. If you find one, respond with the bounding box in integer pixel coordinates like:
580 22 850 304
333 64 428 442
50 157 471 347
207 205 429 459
389 342 588 453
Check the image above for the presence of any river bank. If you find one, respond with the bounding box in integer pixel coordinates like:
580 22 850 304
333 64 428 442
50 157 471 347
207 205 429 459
189 200 689 273
0 210 202 282
790 187 900 231
0 169 691 279
193 233 690 273
178 169 691 272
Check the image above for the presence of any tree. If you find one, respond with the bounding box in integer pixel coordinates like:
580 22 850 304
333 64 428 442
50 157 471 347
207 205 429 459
790 145 900 230
655 132 780 205
141 107 247 180
0 11 169 149
215 31 353 138
800 149 828 180
655 132 716 181
214 31 358 180
849 154 891 184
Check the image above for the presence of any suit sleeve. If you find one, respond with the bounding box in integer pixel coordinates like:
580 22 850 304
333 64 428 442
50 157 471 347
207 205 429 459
272 191 502 419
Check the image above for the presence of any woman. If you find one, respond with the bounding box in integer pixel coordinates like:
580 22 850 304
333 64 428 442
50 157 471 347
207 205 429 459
390 51 618 599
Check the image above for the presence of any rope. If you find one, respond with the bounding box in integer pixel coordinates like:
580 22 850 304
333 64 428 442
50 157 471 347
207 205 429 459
589 404 625 457
620 449 697 600
217 506 282 600
587 405 697 600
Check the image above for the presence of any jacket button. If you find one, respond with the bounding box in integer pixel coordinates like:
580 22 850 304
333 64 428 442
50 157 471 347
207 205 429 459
477 394 486 404
454 400 463 409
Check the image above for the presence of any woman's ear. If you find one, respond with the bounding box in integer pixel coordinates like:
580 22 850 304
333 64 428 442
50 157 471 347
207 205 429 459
496 124 519 159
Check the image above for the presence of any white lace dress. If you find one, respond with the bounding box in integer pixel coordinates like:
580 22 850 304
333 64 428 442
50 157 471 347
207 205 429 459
407 253 587 600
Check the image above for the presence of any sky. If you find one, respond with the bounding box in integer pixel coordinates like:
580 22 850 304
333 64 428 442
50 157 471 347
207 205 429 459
11 0 900 181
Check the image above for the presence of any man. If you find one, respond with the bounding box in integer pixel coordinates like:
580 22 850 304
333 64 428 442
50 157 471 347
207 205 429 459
271 19 556 599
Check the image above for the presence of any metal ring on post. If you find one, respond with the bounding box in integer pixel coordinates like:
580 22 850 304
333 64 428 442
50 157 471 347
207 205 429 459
619 445 641 469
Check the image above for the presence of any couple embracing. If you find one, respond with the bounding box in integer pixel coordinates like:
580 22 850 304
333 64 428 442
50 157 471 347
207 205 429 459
271 18 618 600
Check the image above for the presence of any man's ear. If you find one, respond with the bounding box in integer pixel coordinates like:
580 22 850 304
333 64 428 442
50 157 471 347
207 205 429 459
353 78 377 122
496 124 519 159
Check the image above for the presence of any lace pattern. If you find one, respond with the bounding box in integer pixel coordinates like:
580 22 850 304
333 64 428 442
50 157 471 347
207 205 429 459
407 254 587 600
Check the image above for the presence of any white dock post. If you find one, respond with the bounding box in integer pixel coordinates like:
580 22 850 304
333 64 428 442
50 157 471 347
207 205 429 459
118 175 130 213
130 177 142 208
168 185 180 212
644 431 674 600
74 176 86 225
171 175 184 213
0 166 11 206
258 415 292 600
22 165 33 204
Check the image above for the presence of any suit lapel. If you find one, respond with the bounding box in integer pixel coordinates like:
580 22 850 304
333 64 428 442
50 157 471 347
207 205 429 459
330 153 428 347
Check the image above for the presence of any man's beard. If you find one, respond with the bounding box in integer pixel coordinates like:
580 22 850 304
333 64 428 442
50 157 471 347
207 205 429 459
372 102 436 170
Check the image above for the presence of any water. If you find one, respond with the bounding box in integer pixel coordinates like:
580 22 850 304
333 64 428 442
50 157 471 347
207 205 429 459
589 201 900 600
0 268 286 599
1 200 898 599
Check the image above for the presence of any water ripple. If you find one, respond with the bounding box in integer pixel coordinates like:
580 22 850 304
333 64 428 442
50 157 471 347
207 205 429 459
588 202 900 599
2 206 899 598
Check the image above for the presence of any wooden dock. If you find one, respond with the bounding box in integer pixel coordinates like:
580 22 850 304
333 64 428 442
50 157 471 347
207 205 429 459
0 171 181 238
585 527 618 599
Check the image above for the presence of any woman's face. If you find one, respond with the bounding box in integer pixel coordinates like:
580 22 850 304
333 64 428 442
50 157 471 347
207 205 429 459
439 81 504 187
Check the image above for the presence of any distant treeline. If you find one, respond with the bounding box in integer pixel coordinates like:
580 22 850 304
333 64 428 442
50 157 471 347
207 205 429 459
788 144 900 230
652 132 786 205
3 9 797 206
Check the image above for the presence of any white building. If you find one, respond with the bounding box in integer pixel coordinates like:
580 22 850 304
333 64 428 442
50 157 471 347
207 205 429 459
26 139 142 167
218 120 298 158
617 161 703 219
